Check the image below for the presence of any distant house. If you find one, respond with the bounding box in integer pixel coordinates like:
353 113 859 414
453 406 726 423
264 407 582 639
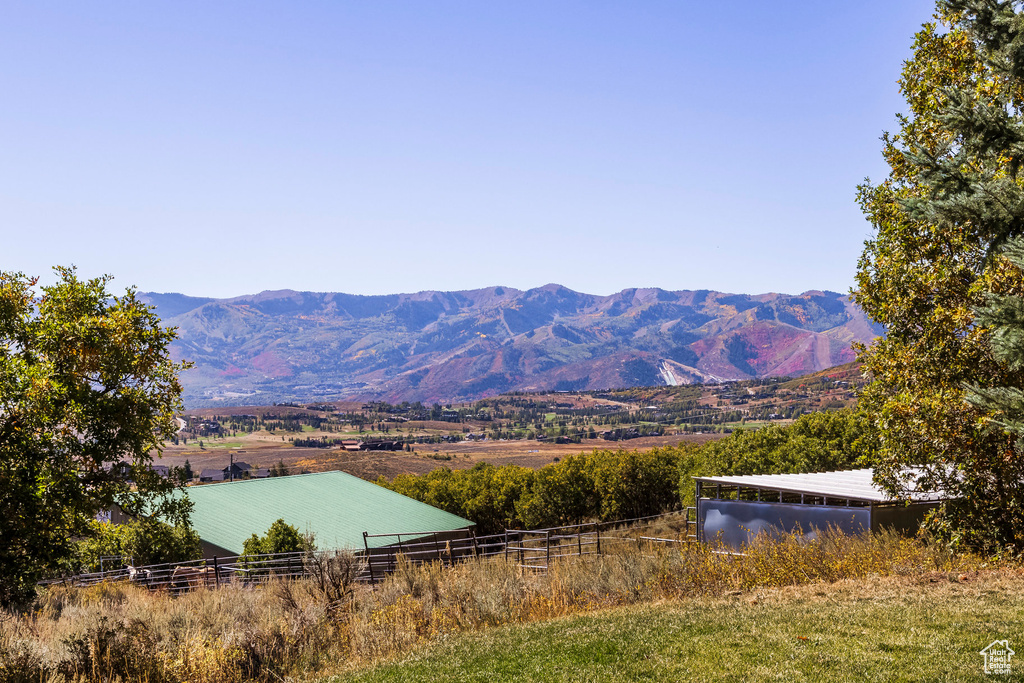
199 469 226 483
199 461 253 483
226 461 252 479
179 471 475 558
104 462 133 479
103 462 170 481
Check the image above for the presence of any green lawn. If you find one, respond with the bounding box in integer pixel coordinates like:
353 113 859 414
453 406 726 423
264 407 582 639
334 575 1024 682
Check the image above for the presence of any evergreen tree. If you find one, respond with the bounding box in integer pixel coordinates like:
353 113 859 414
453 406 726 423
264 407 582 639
967 236 1024 434
856 0 1024 551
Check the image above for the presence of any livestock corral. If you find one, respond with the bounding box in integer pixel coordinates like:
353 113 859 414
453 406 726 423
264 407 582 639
44 511 699 595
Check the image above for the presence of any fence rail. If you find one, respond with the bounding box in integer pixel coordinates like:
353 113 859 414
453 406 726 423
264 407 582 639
42 508 698 591
359 508 697 579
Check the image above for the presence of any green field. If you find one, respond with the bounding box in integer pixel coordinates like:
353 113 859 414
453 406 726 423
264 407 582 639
338 573 1024 682
721 420 775 429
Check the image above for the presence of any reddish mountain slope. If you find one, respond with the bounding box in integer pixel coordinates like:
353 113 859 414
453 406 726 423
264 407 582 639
140 286 881 407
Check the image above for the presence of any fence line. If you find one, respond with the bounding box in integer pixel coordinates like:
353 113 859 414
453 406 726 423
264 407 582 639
42 508 698 591
39 549 357 595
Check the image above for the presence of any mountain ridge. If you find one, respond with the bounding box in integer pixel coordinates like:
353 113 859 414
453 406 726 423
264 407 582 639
140 285 881 407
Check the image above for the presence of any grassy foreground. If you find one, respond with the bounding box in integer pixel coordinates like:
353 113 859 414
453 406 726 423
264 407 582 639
2 529 1019 682
340 571 1024 682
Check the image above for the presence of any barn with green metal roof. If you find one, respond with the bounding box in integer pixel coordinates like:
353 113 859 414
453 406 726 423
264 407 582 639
181 470 474 558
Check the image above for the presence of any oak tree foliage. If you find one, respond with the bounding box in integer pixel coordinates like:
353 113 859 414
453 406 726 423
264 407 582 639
0 267 192 605
75 518 202 573
379 410 869 534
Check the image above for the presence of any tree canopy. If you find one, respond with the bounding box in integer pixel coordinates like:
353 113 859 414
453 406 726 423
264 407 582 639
0 268 191 605
379 410 869 534
242 518 313 557
855 0 1024 551
75 518 201 573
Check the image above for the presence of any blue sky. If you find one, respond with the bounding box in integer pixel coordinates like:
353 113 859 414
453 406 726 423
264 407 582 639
1 1 934 298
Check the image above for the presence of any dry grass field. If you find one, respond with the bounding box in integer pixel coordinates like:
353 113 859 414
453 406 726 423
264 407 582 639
3 529 1017 682
155 430 724 481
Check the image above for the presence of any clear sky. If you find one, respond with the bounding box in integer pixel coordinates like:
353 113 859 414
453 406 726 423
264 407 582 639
1 1 935 299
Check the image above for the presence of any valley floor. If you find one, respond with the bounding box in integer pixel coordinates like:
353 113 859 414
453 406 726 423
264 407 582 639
335 570 1024 682
157 431 722 481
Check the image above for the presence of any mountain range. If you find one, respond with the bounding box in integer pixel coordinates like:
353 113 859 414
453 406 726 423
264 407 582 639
139 285 881 408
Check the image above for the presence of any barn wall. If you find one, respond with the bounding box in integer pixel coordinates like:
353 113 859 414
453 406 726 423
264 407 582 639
698 499 870 548
870 502 940 535
362 527 476 573
199 539 235 559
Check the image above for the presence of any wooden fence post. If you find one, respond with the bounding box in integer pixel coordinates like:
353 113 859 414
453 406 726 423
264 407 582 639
364 532 375 585
545 530 550 570
391 535 400 574
213 556 220 589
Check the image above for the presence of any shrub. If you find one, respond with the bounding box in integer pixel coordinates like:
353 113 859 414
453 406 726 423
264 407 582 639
242 519 313 557
73 518 201 572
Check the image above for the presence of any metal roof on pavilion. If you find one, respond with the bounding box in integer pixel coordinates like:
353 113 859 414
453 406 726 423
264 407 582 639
180 470 474 555
693 468 947 504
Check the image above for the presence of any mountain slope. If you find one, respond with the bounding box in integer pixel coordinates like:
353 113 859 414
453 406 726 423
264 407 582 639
140 285 881 407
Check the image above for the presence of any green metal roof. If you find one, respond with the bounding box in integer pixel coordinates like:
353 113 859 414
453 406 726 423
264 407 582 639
180 471 473 555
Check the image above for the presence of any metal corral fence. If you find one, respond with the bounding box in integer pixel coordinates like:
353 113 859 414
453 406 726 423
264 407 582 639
39 550 350 595
41 508 697 592
361 507 698 582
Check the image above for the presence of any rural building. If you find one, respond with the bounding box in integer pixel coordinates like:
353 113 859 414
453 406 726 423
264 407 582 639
181 470 474 558
198 461 253 482
360 440 404 451
199 468 226 483
103 462 170 480
693 468 945 549
225 461 252 478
